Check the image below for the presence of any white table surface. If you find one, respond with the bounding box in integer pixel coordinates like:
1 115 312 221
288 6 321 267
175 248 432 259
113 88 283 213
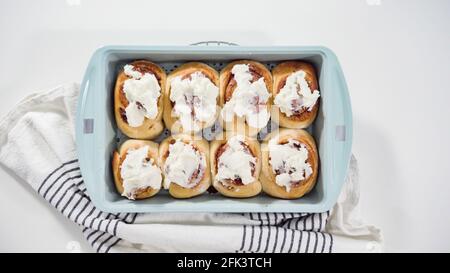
0 0 449 253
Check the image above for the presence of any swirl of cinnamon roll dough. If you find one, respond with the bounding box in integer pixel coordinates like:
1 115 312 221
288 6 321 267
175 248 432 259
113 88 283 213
114 60 166 139
210 132 262 198
112 140 162 200
260 129 319 199
159 134 211 198
219 60 272 137
164 62 219 134
272 61 320 129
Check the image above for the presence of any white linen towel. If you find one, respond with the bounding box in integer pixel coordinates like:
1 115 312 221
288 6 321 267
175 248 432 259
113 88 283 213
0 83 382 253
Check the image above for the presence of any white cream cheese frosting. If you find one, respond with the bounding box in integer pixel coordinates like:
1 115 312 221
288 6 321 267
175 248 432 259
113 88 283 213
169 71 219 132
123 64 161 127
268 138 313 192
119 146 162 200
215 135 256 185
124 64 143 79
274 70 320 117
221 64 270 129
163 140 206 189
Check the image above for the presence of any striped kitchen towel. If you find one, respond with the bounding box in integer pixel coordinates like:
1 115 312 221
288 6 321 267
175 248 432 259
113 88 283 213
0 83 382 253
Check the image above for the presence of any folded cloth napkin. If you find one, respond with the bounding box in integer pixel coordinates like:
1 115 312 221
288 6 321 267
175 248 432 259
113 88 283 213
0 84 382 253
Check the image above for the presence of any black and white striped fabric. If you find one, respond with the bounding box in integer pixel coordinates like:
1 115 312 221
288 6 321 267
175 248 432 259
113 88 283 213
0 84 334 253
36 158 138 253
237 212 332 253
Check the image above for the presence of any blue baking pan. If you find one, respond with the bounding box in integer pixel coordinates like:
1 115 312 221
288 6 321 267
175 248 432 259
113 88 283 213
76 45 352 213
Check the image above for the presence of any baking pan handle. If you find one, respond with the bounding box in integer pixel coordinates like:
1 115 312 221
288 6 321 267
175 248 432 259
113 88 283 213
326 51 353 210
79 71 96 136
190 41 238 46
75 49 103 209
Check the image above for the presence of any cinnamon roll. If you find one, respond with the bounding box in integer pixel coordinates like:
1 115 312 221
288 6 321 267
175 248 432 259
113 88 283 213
260 129 319 199
159 134 211 198
210 133 262 198
272 61 320 128
219 60 272 136
112 140 162 200
164 62 219 134
114 60 166 139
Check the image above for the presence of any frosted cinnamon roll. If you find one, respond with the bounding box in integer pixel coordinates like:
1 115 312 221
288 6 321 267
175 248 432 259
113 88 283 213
210 133 262 198
272 61 320 128
112 140 162 200
260 129 318 199
219 60 272 136
164 62 219 134
159 134 211 198
114 60 166 139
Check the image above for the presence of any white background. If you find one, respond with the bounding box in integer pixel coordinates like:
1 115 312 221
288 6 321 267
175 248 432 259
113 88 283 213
0 0 449 252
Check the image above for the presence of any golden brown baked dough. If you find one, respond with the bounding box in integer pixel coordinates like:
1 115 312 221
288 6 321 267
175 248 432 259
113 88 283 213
260 129 319 199
158 134 211 198
163 62 219 134
219 60 273 137
272 61 320 129
114 60 166 139
210 132 262 198
112 139 161 200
